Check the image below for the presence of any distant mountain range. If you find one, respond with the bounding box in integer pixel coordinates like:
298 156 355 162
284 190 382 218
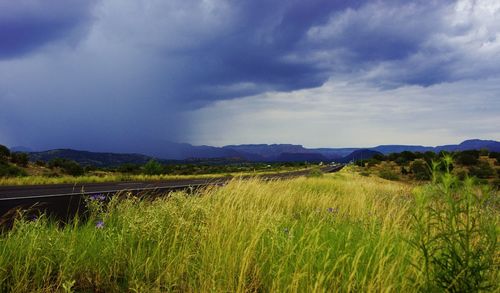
28 149 154 167
8 139 500 167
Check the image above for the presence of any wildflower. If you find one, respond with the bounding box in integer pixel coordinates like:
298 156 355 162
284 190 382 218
327 207 338 213
90 194 106 201
96 221 105 229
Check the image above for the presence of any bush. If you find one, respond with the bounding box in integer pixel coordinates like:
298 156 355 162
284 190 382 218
35 160 46 167
410 159 431 181
378 168 399 181
117 163 142 174
0 154 7 165
306 168 323 178
400 166 409 175
143 160 164 175
48 158 84 176
355 160 366 167
0 163 27 177
10 152 29 167
469 161 495 179
0 144 10 159
410 160 498 291
366 158 380 167
456 150 479 166
372 153 386 161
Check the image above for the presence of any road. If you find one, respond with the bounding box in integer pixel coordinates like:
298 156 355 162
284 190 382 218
0 165 343 220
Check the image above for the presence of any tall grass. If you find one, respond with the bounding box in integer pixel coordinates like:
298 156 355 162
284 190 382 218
0 170 497 292
0 168 308 186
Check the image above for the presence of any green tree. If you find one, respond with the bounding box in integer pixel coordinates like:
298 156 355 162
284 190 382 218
143 160 164 175
0 164 27 177
48 158 84 176
10 152 29 167
0 144 10 159
456 150 479 166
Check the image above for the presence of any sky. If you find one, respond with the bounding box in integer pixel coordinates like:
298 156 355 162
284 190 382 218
0 0 499 151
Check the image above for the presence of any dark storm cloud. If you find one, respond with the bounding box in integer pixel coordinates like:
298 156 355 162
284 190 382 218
160 0 368 106
0 0 97 59
1 0 499 151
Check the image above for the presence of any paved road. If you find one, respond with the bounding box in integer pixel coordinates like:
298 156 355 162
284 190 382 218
0 165 343 220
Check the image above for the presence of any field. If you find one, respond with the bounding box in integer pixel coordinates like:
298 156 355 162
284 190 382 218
0 168 498 292
0 166 310 186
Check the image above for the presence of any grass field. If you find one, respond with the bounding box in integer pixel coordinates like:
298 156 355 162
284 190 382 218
0 167 310 186
0 169 498 292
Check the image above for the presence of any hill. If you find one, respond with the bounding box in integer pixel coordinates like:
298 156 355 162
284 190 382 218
339 149 383 163
7 139 499 165
275 152 329 162
28 149 154 167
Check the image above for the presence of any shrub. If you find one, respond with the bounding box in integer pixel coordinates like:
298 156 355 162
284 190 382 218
372 153 386 161
10 152 29 167
143 159 164 175
456 150 479 166
35 160 46 167
355 160 366 167
0 163 27 177
359 171 370 177
306 168 323 178
469 161 495 179
410 159 431 180
48 158 84 176
410 159 498 292
401 166 409 175
117 163 142 174
0 155 7 165
366 158 380 167
0 144 10 159
378 168 399 181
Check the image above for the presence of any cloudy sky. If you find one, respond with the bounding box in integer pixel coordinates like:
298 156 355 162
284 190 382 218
0 0 499 151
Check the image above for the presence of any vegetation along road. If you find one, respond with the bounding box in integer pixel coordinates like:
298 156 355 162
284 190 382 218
0 165 343 220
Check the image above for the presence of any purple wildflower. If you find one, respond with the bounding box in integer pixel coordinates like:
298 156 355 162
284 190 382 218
96 220 105 229
327 207 338 214
90 194 106 201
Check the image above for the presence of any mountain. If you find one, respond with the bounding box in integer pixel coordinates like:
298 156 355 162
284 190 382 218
309 148 357 158
223 144 310 159
28 149 154 167
339 149 383 163
223 144 350 160
8 139 499 165
371 139 500 154
371 145 434 154
436 139 500 152
275 152 329 162
113 140 247 160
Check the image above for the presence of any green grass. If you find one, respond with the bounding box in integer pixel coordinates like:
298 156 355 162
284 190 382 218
0 170 497 292
0 167 310 186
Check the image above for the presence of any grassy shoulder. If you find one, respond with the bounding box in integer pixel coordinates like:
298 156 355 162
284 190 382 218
0 171 417 292
3 168 496 292
0 165 312 186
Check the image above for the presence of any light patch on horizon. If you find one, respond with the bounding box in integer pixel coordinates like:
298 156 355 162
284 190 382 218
187 79 500 148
